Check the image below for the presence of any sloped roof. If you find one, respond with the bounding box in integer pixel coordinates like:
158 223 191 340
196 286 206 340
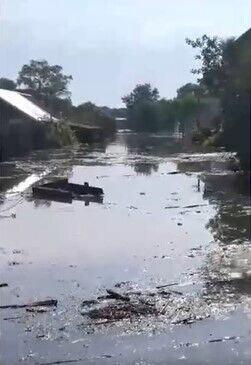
0 89 58 122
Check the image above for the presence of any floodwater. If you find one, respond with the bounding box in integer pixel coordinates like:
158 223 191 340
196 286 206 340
0 132 250 365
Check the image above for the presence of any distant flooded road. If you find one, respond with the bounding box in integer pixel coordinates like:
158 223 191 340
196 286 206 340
0 132 250 365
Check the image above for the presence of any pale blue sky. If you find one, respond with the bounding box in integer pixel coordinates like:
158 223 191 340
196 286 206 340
0 0 250 106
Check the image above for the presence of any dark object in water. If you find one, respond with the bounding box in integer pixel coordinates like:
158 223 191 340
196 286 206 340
106 289 130 302
40 360 83 365
0 283 8 288
32 179 103 203
156 282 179 289
0 299 57 309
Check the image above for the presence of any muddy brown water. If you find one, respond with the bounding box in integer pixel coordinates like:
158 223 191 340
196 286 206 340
0 132 250 365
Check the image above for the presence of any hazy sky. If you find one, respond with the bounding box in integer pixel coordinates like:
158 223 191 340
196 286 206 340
0 0 250 106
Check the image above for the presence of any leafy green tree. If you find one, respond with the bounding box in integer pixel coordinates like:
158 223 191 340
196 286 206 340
17 59 72 98
186 31 250 169
158 99 177 131
176 83 206 99
122 83 159 108
122 84 159 131
186 35 235 94
0 77 16 90
174 97 199 136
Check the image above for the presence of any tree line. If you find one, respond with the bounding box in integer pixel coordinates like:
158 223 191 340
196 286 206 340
122 82 201 133
122 30 250 169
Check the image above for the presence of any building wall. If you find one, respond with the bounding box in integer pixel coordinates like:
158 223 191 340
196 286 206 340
0 99 37 160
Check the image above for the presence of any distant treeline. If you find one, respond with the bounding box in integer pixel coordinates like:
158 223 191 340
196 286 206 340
121 83 203 133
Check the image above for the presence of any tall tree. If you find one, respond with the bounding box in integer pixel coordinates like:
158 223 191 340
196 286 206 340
158 99 177 131
176 83 206 99
122 84 160 131
17 59 72 98
0 77 16 90
186 35 235 95
122 83 159 109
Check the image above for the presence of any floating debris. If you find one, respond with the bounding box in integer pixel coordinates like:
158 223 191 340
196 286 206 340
156 282 179 289
40 360 83 365
26 307 49 313
8 261 21 266
106 289 130 302
0 283 8 288
0 299 57 309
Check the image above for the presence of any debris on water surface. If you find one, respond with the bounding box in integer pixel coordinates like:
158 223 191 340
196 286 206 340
3 315 22 321
39 359 84 365
106 289 130 302
208 336 240 343
187 253 195 258
183 204 207 209
0 299 57 309
8 261 22 266
26 307 50 313
0 283 8 288
83 301 158 321
12 249 22 254
79 284 213 327
156 282 179 289
82 300 99 307
114 281 132 288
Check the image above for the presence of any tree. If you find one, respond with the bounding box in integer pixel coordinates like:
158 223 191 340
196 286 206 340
122 83 159 109
122 84 160 131
176 83 206 99
17 59 72 98
158 99 177 131
0 77 16 90
173 97 199 137
186 35 235 94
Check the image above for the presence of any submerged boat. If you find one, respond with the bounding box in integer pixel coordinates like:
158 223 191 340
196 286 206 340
32 178 103 204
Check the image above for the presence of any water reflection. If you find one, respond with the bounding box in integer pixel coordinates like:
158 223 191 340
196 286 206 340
124 132 182 157
119 132 182 175
133 162 159 175
175 154 251 304
29 194 104 207
203 173 250 244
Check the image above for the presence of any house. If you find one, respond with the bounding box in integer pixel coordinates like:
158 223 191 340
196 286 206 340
0 89 58 160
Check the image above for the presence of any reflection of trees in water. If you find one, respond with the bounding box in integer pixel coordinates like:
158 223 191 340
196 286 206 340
133 162 159 175
175 155 251 301
203 173 250 245
206 204 250 244
123 132 182 158
33 199 52 208
119 132 182 175
201 172 251 300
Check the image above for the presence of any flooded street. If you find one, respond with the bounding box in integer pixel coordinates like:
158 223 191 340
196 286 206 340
0 132 250 365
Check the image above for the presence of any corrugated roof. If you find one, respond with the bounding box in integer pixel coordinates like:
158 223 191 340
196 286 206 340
0 89 58 122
